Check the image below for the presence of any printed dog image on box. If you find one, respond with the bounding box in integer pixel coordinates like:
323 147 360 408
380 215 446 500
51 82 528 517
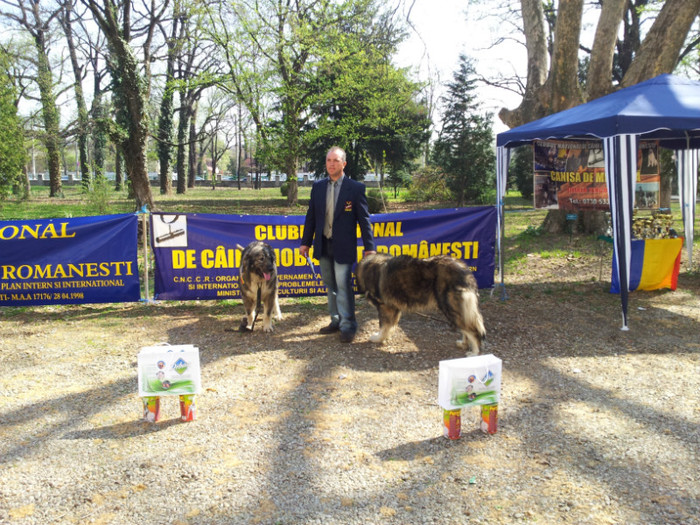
237 241 282 332
356 253 485 354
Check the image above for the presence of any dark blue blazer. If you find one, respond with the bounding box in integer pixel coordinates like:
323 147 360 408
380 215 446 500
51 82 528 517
301 176 376 264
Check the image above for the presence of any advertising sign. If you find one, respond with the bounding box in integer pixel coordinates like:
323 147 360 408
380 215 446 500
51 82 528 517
533 140 660 210
151 207 497 301
0 214 141 306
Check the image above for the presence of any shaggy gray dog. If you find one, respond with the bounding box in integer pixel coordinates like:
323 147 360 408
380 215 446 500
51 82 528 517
356 253 485 354
237 241 282 332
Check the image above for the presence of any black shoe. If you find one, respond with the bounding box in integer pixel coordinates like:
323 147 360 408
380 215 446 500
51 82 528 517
319 323 340 334
339 331 355 343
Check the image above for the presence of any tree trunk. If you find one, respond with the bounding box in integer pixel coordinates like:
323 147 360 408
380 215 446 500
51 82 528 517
622 0 700 86
35 38 62 198
157 13 179 196
21 166 30 199
176 88 188 194
542 209 609 235
61 4 91 191
499 0 548 128
587 0 627 99
209 136 217 189
285 155 298 205
659 149 674 209
115 148 123 191
545 0 583 113
84 0 155 211
157 82 175 195
502 0 700 128
90 63 107 185
188 106 197 189
236 105 243 190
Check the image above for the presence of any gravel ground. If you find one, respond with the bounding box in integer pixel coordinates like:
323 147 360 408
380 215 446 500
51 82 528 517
1 248 699 525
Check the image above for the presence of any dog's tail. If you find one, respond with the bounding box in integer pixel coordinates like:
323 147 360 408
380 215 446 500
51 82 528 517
460 287 486 353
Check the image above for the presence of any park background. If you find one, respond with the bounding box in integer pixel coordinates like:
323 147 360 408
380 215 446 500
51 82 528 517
1 0 700 523
1 186 699 524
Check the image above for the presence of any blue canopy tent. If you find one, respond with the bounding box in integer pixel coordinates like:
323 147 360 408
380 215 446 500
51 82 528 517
496 74 700 329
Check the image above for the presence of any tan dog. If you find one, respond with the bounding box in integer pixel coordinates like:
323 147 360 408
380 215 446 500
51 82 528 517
356 253 485 354
237 241 282 332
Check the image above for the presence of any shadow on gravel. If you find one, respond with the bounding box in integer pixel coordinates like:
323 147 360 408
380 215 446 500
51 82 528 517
2 274 698 524
61 418 183 440
375 430 490 462
0 376 136 465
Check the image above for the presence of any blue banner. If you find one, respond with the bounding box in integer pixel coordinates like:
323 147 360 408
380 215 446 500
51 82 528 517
0 214 141 306
151 207 496 301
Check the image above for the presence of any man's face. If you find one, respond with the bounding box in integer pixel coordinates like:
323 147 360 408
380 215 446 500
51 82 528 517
326 151 346 180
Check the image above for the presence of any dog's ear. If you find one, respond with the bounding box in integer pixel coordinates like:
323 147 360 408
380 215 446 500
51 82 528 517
263 244 276 263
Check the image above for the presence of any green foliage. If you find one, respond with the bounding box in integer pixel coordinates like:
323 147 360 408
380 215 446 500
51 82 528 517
280 182 289 197
510 145 534 201
521 224 544 237
404 165 452 202
366 188 386 214
300 2 429 180
85 176 112 215
432 54 495 205
385 169 410 198
0 51 26 198
156 77 175 180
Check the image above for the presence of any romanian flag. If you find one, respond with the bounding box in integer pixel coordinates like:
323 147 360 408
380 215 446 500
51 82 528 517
611 238 683 293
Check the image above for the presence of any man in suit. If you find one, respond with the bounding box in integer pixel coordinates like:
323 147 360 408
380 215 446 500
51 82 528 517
300 146 376 343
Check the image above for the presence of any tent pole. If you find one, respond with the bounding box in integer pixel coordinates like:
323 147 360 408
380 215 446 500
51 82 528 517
494 147 509 301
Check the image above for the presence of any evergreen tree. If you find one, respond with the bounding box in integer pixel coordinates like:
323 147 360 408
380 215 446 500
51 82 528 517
432 54 495 205
510 145 534 201
0 50 26 197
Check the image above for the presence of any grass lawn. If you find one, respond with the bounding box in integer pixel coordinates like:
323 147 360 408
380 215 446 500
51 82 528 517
1 185 696 276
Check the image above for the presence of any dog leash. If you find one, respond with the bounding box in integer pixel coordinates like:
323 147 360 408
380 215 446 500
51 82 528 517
306 256 316 276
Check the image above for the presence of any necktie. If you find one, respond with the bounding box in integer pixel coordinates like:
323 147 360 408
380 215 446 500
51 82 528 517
325 181 337 238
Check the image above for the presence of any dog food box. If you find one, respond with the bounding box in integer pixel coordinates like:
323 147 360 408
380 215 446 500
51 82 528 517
138 345 202 397
438 354 502 410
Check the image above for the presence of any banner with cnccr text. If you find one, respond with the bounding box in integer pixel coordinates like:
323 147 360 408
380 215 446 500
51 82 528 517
0 214 141 306
151 207 496 301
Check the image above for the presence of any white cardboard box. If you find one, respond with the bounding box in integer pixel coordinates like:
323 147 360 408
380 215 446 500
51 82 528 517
138 345 202 397
438 354 502 409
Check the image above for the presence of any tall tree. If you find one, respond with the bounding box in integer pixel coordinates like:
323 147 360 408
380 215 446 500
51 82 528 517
207 0 404 205
432 54 495 206
500 0 700 128
59 0 91 190
81 0 170 210
0 48 27 197
155 0 183 196
493 0 700 230
80 23 109 186
173 5 216 194
1 0 63 197
203 0 269 193
199 93 237 187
